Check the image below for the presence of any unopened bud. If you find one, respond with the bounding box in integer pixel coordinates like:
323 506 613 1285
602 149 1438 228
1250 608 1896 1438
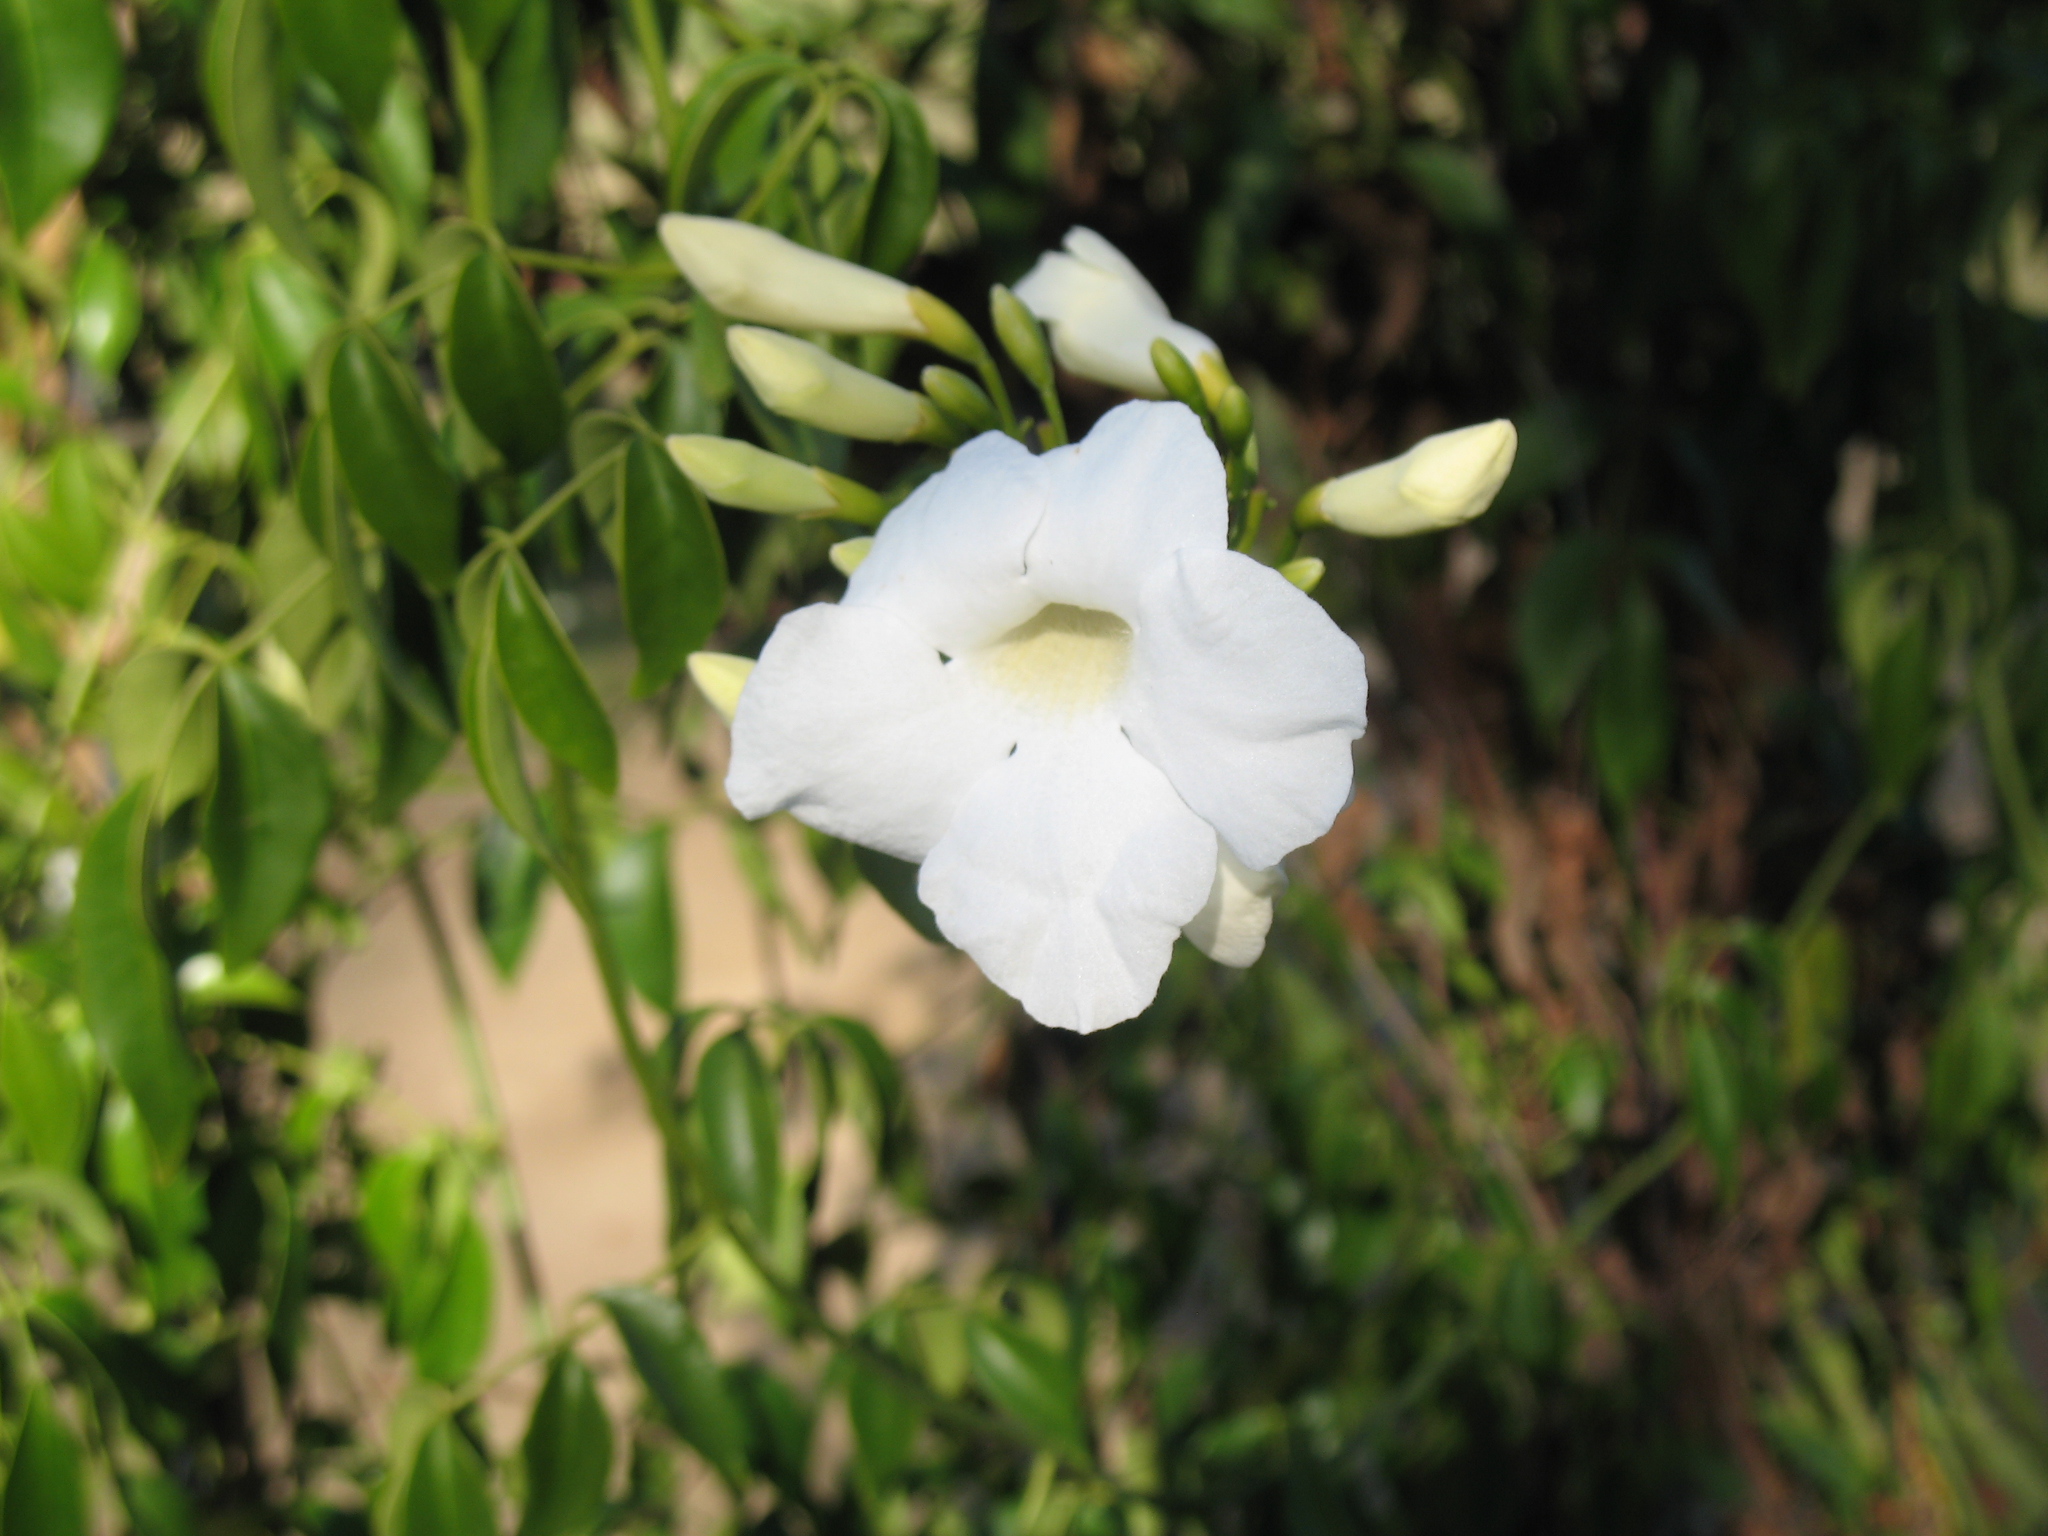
1280 556 1325 593
906 289 984 364
990 284 1054 393
920 365 998 435
666 435 885 524
1303 420 1518 537
1215 383 1253 454
658 214 926 336
1149 338 1208 419
829 537 874 575
687 652 754 723
1195 352 1234 414
728 326 940 442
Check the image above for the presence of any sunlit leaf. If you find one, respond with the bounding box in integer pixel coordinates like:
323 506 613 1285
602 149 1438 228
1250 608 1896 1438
596 824 676 1010
518 1350 612 1536
1 1390 88 1536
0 0 121 234
599 1286 750 1489
399 1419 495 1536
448 247 565 470
695 1029 780 1236
69 233 140 378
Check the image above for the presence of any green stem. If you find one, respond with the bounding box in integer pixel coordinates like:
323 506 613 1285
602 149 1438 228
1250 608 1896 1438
508 247 678 282
620 0 683 149
1565 1119 1694 1245
735 86 840 223
447 21 495 226
1974 646 2048 895
1784 789 1891 934
565 331 661 411
370 263 463 323
503 444 627 549
399 845 552 1344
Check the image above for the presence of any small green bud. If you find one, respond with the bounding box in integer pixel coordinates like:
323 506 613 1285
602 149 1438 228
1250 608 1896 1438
1215 384 1253 454
1149 338 1209 421
990 284 1055 392
1280 557 1325 593
829 537 874 574
921 365 999 435
907 289 984 363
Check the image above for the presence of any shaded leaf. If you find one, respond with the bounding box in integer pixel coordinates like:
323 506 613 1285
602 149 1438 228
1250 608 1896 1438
967 1315 1088 1460
859 78 939 274
204 0 327 275
487 0 568 227
619 434 726 695
399 1419 496 1536
0 1006 91 1170
70 233 141 378
519 1350 612 1536
494 554 617 793
327 328 462 590
206 665 334 965
853 844 946 947
599 1286 750 1489
1685 1019 1741 1195
459 574 555 861
847 1356 919 1485
666 51 806 210
474 813 549 980
438 0 523 66
449 247 565 470
413 1210 494 1384
2 1390 87 1536
276 0 398 128
1515 531 1615 727
695 1029 780 1235
1587 580 1673 808
596 824 676 1010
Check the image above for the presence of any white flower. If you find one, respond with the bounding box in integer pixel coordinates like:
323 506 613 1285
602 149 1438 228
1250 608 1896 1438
1012 229 1223 398
726 326 941 442
725 401 1366 1032
659 214 927 336
1182 847 1286 968
1305 420 1517 537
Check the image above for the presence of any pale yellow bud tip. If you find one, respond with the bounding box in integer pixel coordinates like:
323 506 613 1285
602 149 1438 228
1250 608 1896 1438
687 652 754 723
1280 557 1325 593
829 537 874 575
1315 419 1518 538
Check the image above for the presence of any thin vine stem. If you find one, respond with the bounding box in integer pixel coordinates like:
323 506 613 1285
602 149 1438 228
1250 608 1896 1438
503 444 627 549
1784 789 1891 935
735 86 842 223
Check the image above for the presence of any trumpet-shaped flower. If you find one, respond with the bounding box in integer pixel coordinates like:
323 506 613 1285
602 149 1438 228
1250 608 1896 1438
727 326 941 442
659 214 927 336
724 401 1366 1031
1303 420 1518 537
1013 229 1223 398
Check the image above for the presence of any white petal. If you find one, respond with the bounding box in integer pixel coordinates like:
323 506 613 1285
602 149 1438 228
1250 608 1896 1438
1182 846 1285 967
1023 401 1225 617
918 717 1217 1033
726 604 1013 862
1013 250 1218 397
844 432 1049 655
1060 227 1169 313
1121 548 1366 869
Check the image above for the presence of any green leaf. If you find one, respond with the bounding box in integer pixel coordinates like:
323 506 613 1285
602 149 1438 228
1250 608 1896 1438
204 0 328 276
695 1029 780 1235
2 1390 88 1536
853 844 946 947
493 554 617 794
1864 603 1942 800
327 327 462 591
121 1472 199 1536
619 435 726 696
967 1315 1088 1460
0 1006 91 1170
1393 139 1511 234
726 1363 812 1494
1 438 115 610
1514 531 1615 727
599 1286 750 1490
519 1350 612 1536
438 0 522 65
0 0 121 234
487 0 568 227
1685 1018 1741 1196
596 825 676 1010
860 79 939 274
460 579 555 861
69 233 140 378
449 248 565 470
413 1210 494 1384
474 813 549 980
206 666 334 966
665 51 806 210
0 1166 115 1258
276 0 397 128
847 1356 920 1485
246 253 340 394
400 1419 496 1536
1587 580 1673 809
75 785 204 1167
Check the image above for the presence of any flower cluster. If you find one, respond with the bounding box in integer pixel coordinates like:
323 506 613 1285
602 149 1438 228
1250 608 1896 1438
659 217 1519 1030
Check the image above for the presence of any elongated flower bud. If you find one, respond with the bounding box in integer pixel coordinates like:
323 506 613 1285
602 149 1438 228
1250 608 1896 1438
1012 227 1221 397
1301 420 1517 537
659 214 927 337
688 652 753 723
727 327 940 442
920 365 997 434
667 435 885 524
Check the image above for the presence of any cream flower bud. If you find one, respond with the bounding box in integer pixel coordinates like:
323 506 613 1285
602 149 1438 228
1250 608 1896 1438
1304 420 1517 537
828 537 873 575
658 214 927 336
666 435 885 524
1012 227 1222 398
1280 557 1325 593
688 652 753 723
726 326 940 442
1182 846 1286 968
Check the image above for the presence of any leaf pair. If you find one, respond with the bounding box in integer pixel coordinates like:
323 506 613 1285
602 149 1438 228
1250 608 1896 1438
360 1149 496 1383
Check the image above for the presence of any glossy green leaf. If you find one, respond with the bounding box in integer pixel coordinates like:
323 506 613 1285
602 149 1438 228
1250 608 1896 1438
120 1473 198 1536
599 1286 750 1490
1684 1019 1741 1196
97 650 217 813
0 0 121 234
2 1390 88 1536
413 1210 494 1384
206 665 334 966
487 0 567 227
966 1315 1087 1459
474 813 549 980
1394 139 1511 234
596 825 676 1010
460 578 555 861
519 1351 613 1536
727 1362 811 1494
695 1029 780 1235
1 439 115 610
204 0 327 276
400 1419 496 1536
0 1006 91 1170
494 554 617 793
327 327 462 590
619 435 726 695
247 253 341 393
665 51 805 210
70 233 140 378
0 1166 115 1258
276 0 398 128
75 785 203 1167
847 1356 919 1485
438 0 522 65
448 249 564 470
860 78 939 275
1587 580 1672 809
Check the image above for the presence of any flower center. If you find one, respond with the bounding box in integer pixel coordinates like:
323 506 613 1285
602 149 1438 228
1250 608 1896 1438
974 604 1133 714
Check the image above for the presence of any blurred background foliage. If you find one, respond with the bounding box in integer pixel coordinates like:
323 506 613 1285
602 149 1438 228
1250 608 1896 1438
4 0 2048 1533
